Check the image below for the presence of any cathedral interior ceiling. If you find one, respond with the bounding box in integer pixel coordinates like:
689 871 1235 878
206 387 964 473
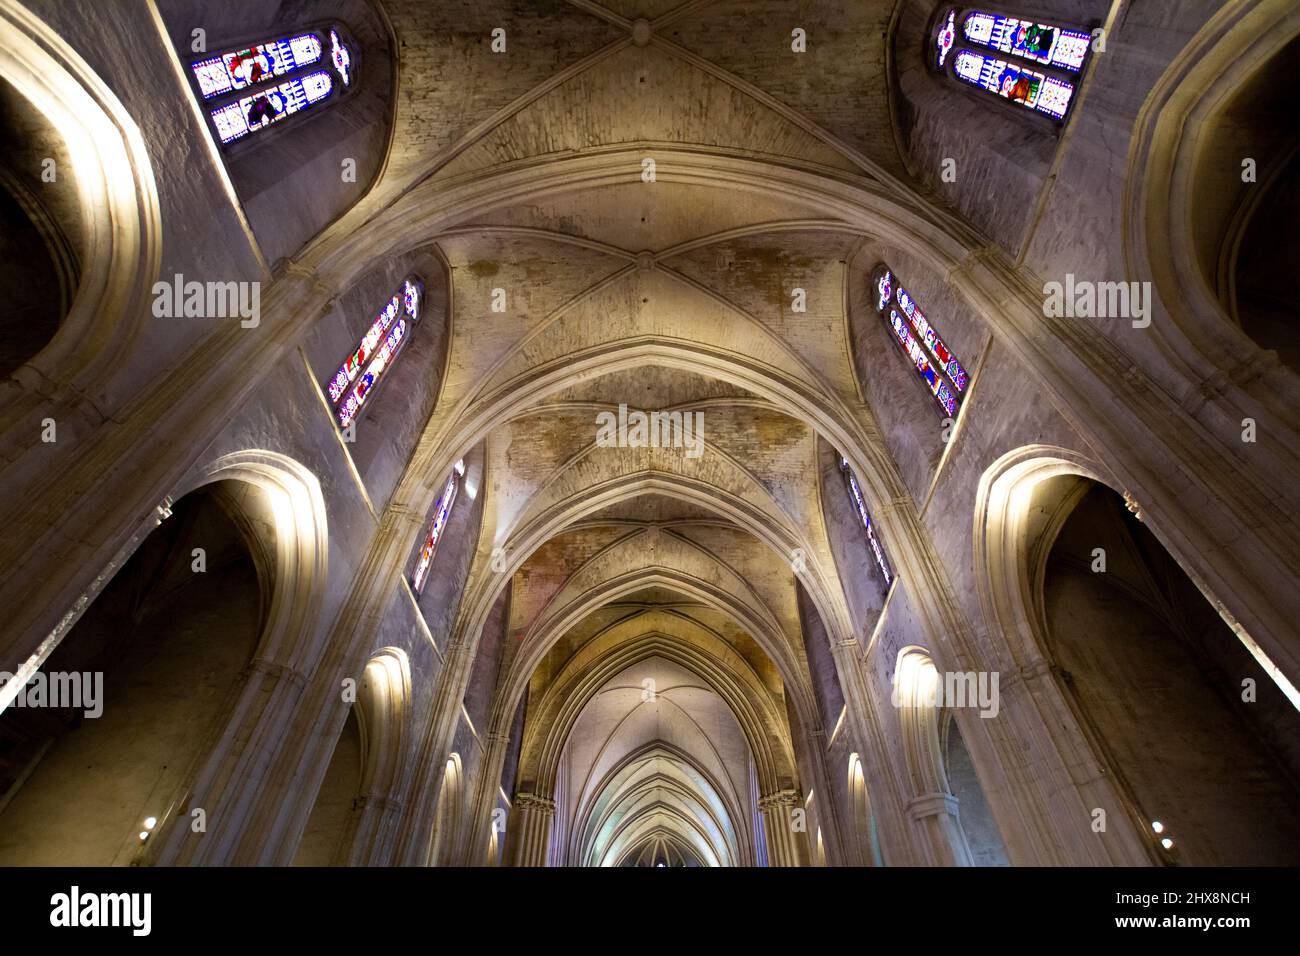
10 0 1291 876
322 0 912 828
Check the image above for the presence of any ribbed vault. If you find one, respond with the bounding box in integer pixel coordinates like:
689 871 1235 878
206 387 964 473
276 0 981 871
555 658 757 867
230 0 982 868
2 0 1293 881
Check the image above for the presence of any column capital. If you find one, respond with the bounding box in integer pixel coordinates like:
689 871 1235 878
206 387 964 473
758 789 802 811
355 793 404 812
248 656 309 689
906 791 959 822
875 495 915 515
513 793 556 814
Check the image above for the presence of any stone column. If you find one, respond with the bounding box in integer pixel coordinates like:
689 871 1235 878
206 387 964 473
829 638 924 865
345 793 404 865
155 655 311 865
505 793 555 867
907 791 973 866
759 789 810 867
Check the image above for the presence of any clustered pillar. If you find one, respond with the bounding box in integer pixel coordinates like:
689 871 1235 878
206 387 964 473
759 789 810 867
505 793 555 867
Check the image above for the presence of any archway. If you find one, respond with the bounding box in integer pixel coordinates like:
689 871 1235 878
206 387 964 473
1128 0 1300 430
1218 33 1300 370
291 646 411 867
428 754 463 866
0 482 265 865
1041 479 1300 865
551 657 758 869
1162 18 1300 373
846 752 882 866
0 76 81 376
0 0 160 401
942 714 1008 866
891 646 996 867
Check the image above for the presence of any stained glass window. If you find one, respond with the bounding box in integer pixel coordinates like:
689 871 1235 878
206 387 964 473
961 12 1090 73
934 8 1090 121
327 276 423 429
841 457 892 587
191 35 323 100
211 72 334 144
952 51 1074 120
873 265 968 418
189 26 355 146
412 460 465 595
935 9 957 69
330 30 353 87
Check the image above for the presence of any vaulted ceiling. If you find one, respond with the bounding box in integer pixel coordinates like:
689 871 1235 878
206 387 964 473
330 0 923 864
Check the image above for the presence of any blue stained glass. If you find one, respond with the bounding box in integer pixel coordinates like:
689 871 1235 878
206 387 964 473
194 28 354 149
936 381 957 418
962 12 1090 73
330 30 353 87
192 34 322 100
336 318 406 427
329 295 399 404
952 50 1074 120
889 309 946 410
327 276 422 429
935 9 957 69
403 278 422 320
878 267 968 417
327 277 418 416
843 464 893 585
876 270 893 312
210 71 334 144
1035 75 1076 120
412 470 459 594
895 285 968 393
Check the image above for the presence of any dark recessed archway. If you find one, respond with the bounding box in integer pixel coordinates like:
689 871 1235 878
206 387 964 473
0 76 83 378
0 482 264 865
1042 482 1300 865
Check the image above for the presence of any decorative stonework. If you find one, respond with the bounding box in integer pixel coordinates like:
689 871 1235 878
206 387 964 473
758 789 802 812
513 793 556 815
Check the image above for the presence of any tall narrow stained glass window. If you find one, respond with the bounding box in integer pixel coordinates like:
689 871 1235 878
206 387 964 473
412 460 465 595
840 457 892 587
933 8 1092 121
190 27 355 145
872 264 968 418
327 276 423 429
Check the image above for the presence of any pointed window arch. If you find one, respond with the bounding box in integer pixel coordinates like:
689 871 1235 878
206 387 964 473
933 8 1092 121
411 460 465 595
327 276 423 429
189 27 356 145
840 457 892 587
872 265 968 418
